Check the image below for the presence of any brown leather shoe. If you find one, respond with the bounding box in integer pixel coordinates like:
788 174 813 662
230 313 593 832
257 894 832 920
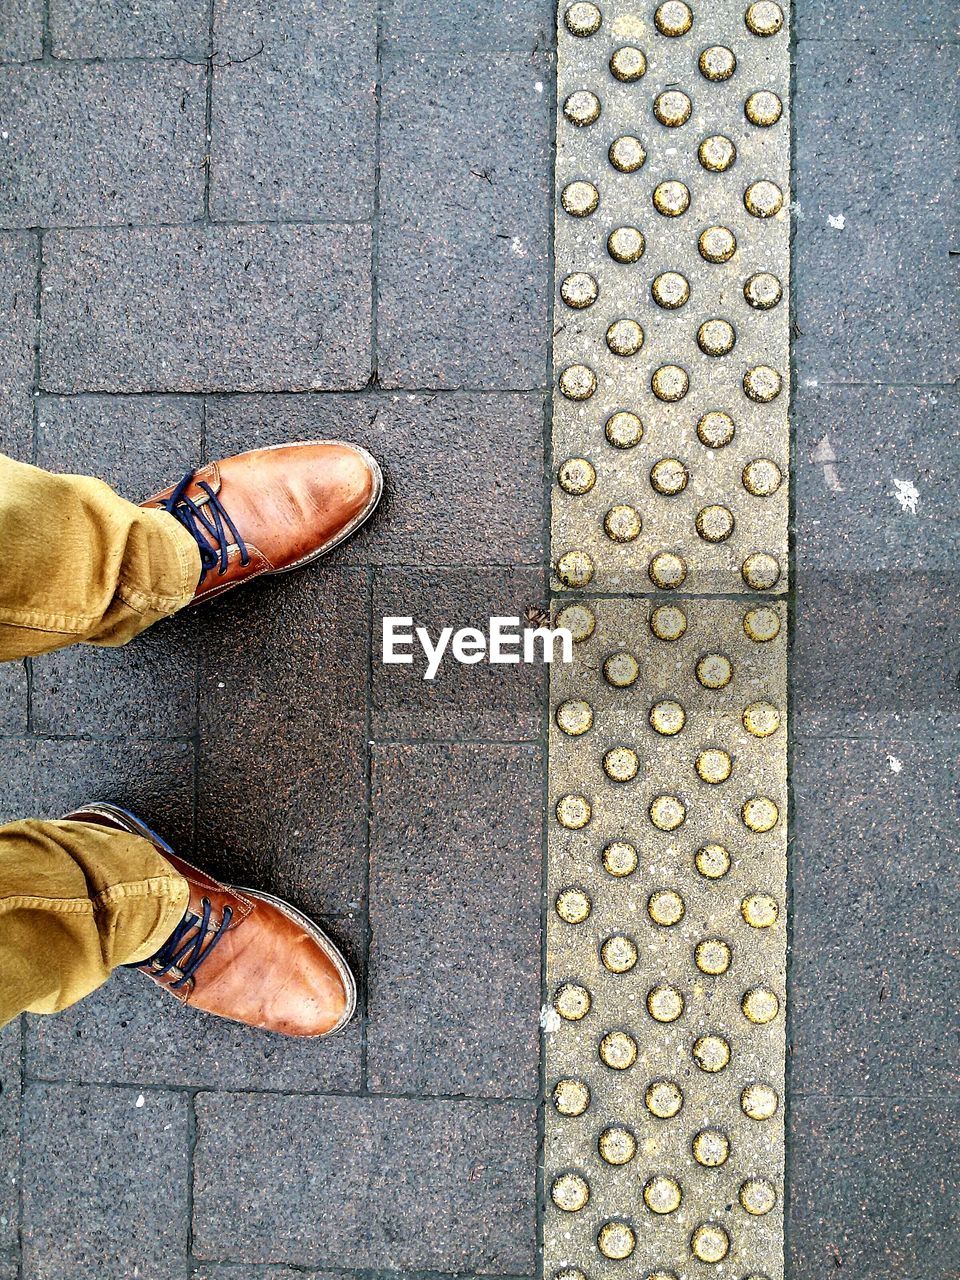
62 803 355 1038
142 441 382 605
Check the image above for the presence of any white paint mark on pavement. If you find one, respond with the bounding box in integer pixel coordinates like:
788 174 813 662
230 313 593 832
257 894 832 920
887 755 903 774
540 1004 561 1034
828 213 846 229
812 435 844 492
892 478 920 514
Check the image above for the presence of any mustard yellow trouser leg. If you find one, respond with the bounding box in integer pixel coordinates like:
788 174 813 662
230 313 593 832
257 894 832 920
0 452 201 661
0 820 190 1029
0 454 199 1024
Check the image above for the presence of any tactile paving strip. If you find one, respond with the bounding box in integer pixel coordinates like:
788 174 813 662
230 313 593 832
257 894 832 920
552 0 790 596
545 6 790 1269
544 596 787 1279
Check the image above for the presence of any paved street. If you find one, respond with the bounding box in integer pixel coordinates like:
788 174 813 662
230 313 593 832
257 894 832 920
0 1 957 1278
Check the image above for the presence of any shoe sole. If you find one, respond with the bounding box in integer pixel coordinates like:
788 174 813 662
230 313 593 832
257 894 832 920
67 802 357 1038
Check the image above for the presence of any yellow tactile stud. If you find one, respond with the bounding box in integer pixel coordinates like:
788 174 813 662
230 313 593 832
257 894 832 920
743 457 783 495
741 551 781 590
601 933 639 973
603 839 638 876
699 45 736 80
695 503 735 542
649 699 686 735
552 1171 591 1212
697 318 736 356
696 652 733 687
692 1033 731 1072
692 1127 731 1166
652 270 690 308
556 699 594 736
553 1077 591 1115
555 549 595 588
698 224 737 262
647 984 685 1022
696 748 733 783
556 793 592 829
564 2 602 36
741 1082 779 1119
655 0 693 36
563 90 601 127
650 456 689 495
648 552 688 590
597 1220 636 1260
555 603 596 642
744 178 784 217
695 843 731 879
599 1029 638 1070
651 363 690 400
690 1223 730 1264
605 409 644 447
650 793 686 830
558 363 597 401
560 271 599 308
697 409 736 447
743 605 781 642
742 701 781 738
743 271 783 310
741 892 779 926
698 133 737 171
610 45 647 81
653 180 690 216
694 937 732 974
741 985 780 1023
745 1 784 35
745 89 783 126
648 888 686 925
606 318 644 355
740 1177 777 1215
644 1175 683 1215
607 225 645 262
645 1078 684 1117
599 1125 637 1164
603 651 640 687
554 982 592 1021
561 180 599 217
609 135 647 172
650 603 687 640
742 795 779 832
557 457 596 494
654 90 693 127
555 886 592 923
604 746 639 782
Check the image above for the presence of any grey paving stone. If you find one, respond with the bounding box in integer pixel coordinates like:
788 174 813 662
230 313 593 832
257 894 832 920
211 0 376 221
204 391 544 566
378 52 550 389
368 743 542 1097
0 738 195 852
792 737 960 1099
794 41 958 384
795 384 960 571
25 913 363 1091
22 1082 188 1280
372 567 546 740
196 568 367 914
193 1270 354 1280
192 1093 537 1272
789 1097 960 1280
0 661 27 734
793 573 960 739
0 1021 21 1263
0 63 206 228
50 0 209 57
30 394 203 736
382 0 553 50
41 224 372 392
795 0 958 40
0 231 36 462
0 0 42 60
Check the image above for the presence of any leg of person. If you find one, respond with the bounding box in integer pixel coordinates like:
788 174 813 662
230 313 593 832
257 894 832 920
0 807 356 1038
0 453 201 661
0 439 382 663
0 818 190 1027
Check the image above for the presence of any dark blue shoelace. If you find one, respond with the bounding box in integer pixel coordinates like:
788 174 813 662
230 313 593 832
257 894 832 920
144 897 234 989
161 471 250 581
